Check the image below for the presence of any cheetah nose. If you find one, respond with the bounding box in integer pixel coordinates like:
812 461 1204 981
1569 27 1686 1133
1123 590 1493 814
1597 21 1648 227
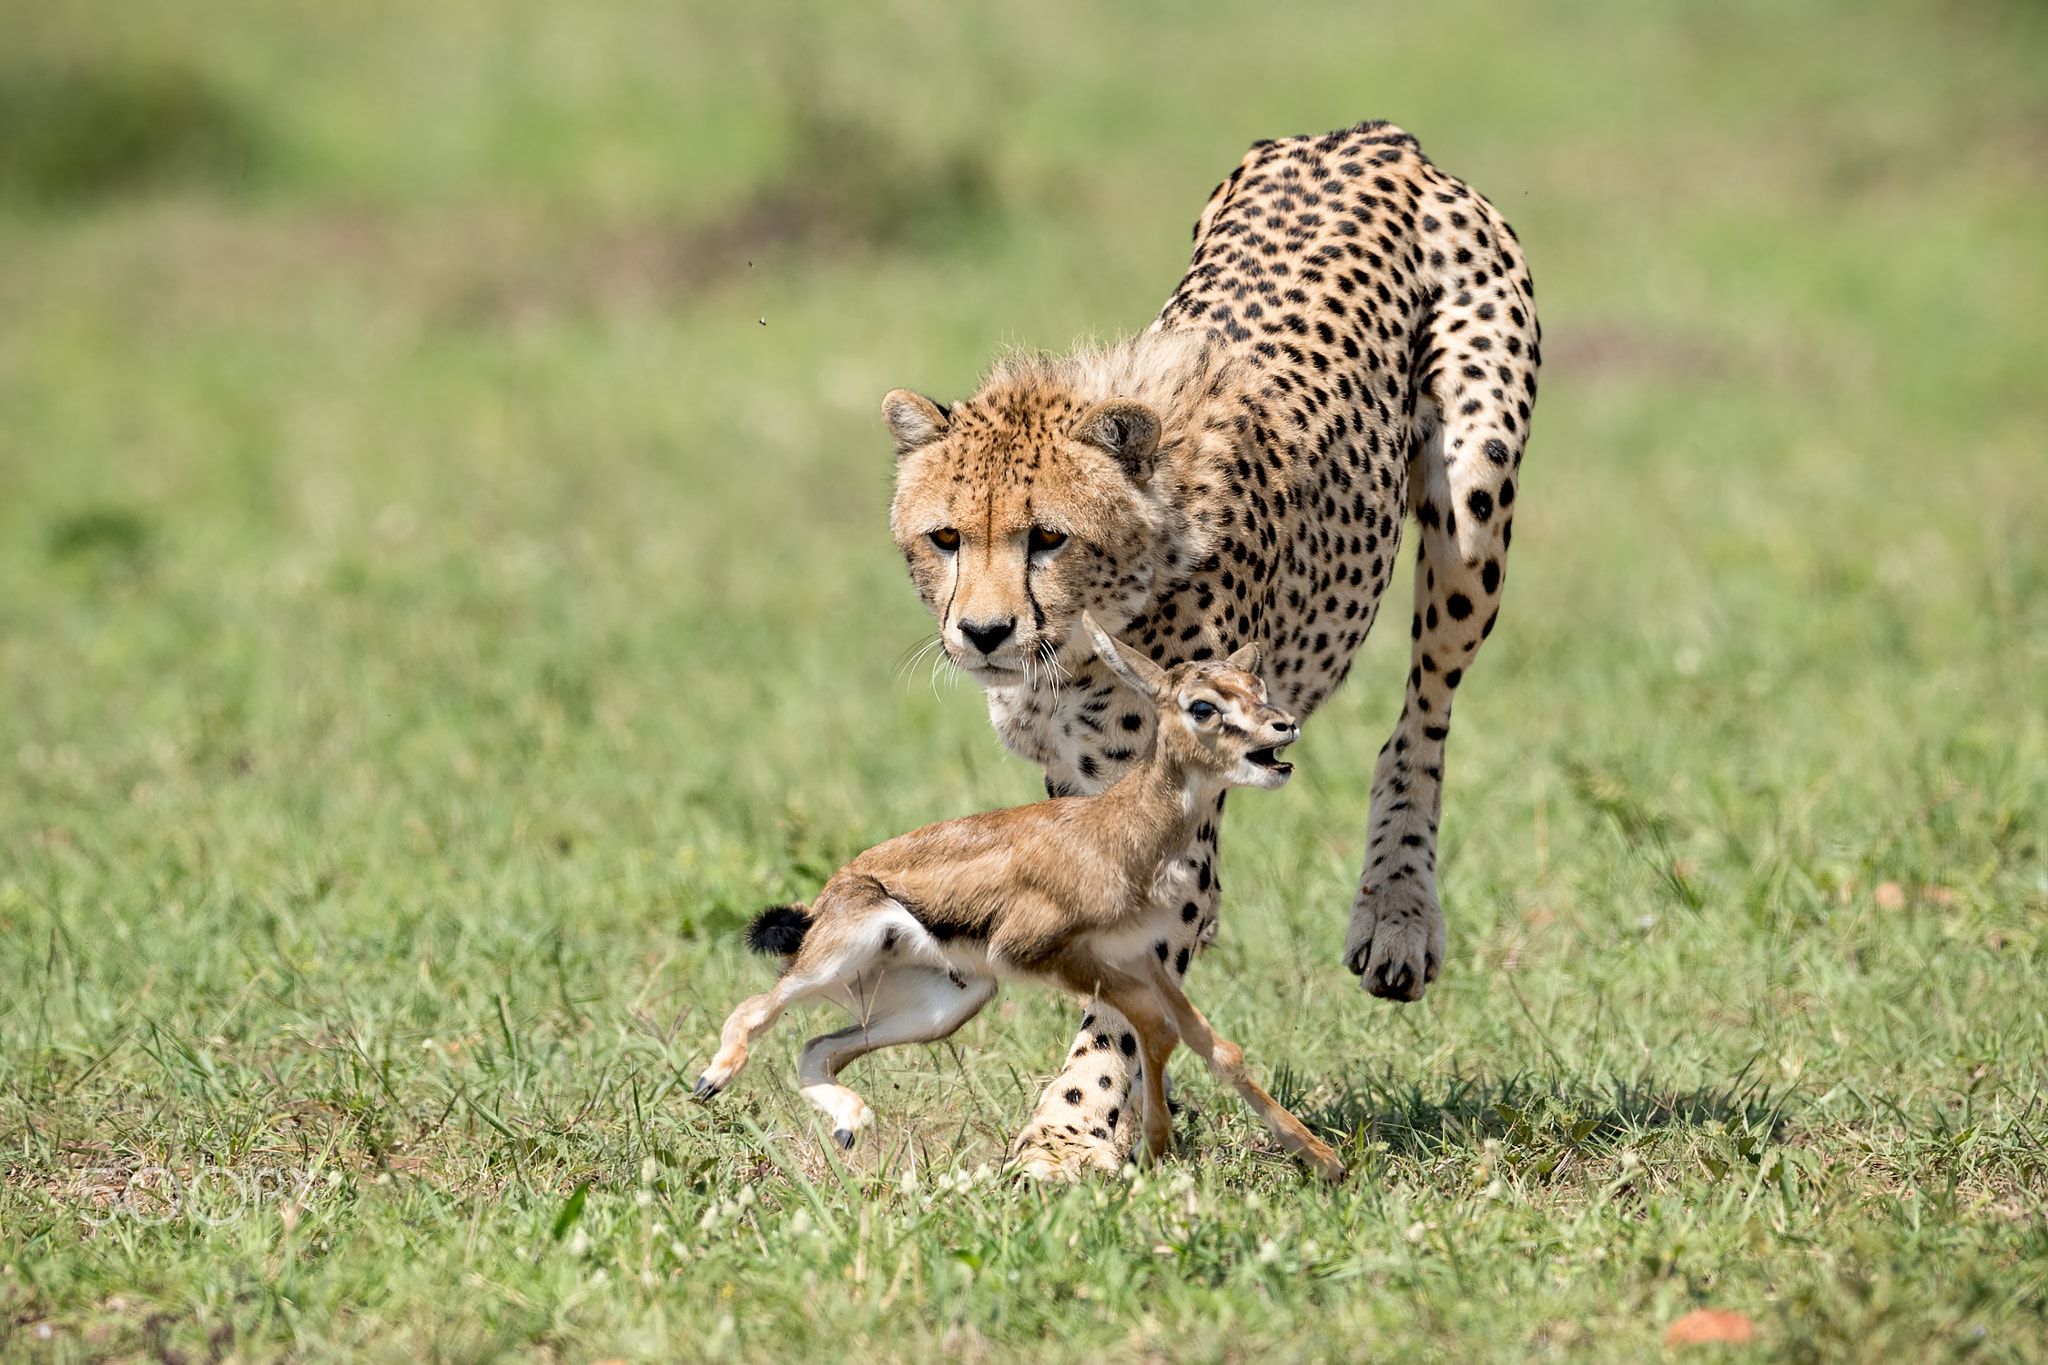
960 618 1016 655
1268 717 1299 740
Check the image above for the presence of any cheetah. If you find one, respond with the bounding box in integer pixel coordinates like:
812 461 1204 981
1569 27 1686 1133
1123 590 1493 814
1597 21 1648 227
880 121 1538 1177
696 617 1344 1181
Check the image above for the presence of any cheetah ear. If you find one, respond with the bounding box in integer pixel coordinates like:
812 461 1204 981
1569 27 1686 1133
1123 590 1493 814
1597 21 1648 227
1075 400 1162 482
1225 641 1262 675
1081 611 1169 698
881 389 949 459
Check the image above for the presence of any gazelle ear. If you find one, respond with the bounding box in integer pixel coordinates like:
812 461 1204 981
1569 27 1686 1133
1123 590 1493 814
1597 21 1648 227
1074 400 1162 482
1225 641 1261 674
881 389 949 458
1081 612 1169 697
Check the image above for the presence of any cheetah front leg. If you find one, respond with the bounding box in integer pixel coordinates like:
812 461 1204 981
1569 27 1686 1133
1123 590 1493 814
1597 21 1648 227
1348 266 1533 999
1008 822 1220 1179
1346 662 1454 1001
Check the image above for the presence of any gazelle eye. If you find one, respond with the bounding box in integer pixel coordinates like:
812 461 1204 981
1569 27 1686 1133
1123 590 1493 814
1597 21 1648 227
1187 700 1218 722
929 527 960 552
1029 525 1067 553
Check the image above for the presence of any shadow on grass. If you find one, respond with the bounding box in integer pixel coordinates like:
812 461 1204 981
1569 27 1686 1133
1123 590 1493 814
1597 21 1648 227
1275 1065 1792 1158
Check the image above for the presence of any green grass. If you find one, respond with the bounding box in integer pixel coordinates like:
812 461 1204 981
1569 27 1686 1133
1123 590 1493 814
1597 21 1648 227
3 0 2046 1359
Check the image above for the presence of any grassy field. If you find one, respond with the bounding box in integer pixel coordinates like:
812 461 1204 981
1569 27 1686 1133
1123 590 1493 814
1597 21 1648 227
3 0 2046 1359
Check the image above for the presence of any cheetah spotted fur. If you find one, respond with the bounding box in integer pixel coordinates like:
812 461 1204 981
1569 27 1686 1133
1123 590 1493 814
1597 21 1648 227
880 121 1539 1177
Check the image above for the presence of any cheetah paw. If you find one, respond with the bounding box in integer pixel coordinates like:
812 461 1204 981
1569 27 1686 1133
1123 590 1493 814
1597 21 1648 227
1005 1123 1127 1183
1344 881 1446 1002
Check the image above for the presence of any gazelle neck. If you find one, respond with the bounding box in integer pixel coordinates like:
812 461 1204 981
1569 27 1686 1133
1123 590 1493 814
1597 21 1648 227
1101 734 1222 862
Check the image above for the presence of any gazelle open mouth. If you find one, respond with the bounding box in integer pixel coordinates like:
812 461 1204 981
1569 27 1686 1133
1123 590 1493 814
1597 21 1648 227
1246 745 1293 775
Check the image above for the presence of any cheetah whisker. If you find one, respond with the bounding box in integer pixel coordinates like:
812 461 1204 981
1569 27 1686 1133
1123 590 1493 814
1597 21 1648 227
893 634 946 686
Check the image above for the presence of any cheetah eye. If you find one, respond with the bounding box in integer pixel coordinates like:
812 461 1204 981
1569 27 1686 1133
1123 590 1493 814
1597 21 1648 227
1029 525 1067 554
928 527 960 552
1187 700 1218 722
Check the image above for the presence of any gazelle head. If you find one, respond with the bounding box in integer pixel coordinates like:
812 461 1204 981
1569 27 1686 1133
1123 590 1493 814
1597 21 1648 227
1080 613 1300 790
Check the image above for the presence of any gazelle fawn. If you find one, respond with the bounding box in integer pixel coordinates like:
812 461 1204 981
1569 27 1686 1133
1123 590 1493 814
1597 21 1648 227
695 614 1345 1181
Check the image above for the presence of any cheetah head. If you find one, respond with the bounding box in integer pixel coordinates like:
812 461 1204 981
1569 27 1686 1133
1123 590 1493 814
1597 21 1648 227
883 372 1186 687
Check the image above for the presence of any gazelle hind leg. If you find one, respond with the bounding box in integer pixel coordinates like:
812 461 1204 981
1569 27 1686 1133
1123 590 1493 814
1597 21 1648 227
1146 964 1345 1181
797 967 996 1149
699 920 881 1099
698 976 810 1099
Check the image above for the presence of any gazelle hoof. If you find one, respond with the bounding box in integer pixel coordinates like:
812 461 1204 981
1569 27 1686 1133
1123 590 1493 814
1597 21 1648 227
692 1075 720 1101
832 1128 856 1150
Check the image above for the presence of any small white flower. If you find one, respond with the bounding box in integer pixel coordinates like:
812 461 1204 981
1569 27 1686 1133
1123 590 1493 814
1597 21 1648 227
790 1209 813 1236
588 1268 607 1285
566 1227 592 1257
635 1190 653 1208
640 1157 658 1186
1258 1238 1281 1265
736 1185 757 1208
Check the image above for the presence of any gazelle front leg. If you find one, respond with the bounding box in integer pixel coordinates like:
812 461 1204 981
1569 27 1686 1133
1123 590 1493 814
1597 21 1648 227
1144 961 1346 1182
1009 820 1222 1177
1043 953 1180 1165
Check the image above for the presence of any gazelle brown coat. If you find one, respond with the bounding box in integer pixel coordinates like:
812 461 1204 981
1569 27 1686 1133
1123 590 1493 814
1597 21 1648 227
694 614 1345 1181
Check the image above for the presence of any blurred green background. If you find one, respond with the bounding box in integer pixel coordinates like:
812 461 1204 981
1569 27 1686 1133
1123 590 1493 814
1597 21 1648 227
2 1 2044 1359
